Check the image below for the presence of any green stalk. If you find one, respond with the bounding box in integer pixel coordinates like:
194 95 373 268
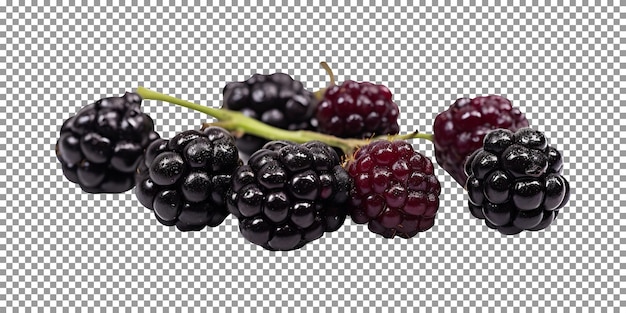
135 86 434 154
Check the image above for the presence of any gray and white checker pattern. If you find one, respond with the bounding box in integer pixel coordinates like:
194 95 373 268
0 1 623 311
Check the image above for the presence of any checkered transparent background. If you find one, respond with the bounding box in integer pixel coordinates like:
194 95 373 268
0 1 624 311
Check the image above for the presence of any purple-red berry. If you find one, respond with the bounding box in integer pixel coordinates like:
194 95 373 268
315 80 400 139
345 140 441 239
433 95 529 187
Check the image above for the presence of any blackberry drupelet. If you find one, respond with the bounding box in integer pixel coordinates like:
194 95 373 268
226 140 352 251
135 127 242 231
315 80 400 139
222 73 317 155
465 128 570 235
56 92 160 193
433 95 529 187
345 140 441 239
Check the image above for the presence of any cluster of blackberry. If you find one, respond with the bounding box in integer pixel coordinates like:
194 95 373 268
56 65 570 251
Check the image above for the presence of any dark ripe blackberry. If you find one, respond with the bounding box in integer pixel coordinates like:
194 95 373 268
134 127 242 231
345 140 441 239
222 73 317 155
433 95 529 187
56 92 160 193
226 140 351 251
315 80 400 139
464 127 570 235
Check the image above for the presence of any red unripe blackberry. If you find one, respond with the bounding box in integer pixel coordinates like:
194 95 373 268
315 80 400 139
433 95 529 187
314 63 400 139
345 140 441 239
56 92 160 193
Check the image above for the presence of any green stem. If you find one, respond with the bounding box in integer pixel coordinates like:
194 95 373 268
135 86 433 154
136 86 231 121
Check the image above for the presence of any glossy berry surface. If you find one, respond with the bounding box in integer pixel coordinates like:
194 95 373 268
222 73 317 155
227 140 352 251
56 92 160 193
465 128 570 235
315 80 400 139
345 140 441 239
135 127 242 231
433 95 529 187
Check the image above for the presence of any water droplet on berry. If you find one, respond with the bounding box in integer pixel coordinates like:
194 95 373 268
149 151 185 186
181 171 212 203
513 127 548 150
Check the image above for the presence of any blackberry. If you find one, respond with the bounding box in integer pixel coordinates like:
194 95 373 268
433 95 529 187
315 80 400 139
465 128 570 235
345 140 441 239
222 73 317 155
134 127 242 231
56 92 160 193
226 140 352 251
